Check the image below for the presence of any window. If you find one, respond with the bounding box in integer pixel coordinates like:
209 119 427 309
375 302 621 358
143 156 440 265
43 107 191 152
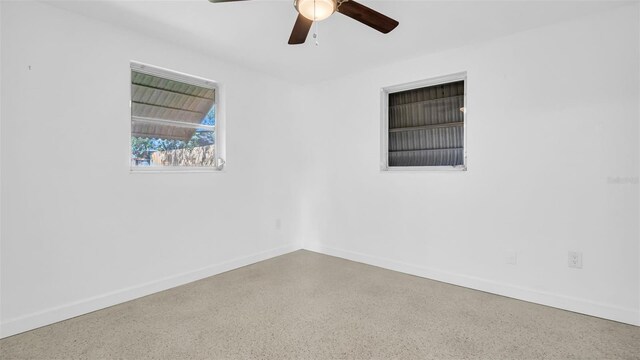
381 73 466 171
130 62 223 171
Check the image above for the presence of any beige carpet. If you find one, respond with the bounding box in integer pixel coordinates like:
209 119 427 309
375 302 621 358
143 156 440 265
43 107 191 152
1 250 638 359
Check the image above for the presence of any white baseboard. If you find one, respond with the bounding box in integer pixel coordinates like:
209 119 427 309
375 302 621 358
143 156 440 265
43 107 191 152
1 244 301 338
304 243 640 327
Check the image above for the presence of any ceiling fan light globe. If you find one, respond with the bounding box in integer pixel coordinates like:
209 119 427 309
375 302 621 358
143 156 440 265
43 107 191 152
295 0 336 21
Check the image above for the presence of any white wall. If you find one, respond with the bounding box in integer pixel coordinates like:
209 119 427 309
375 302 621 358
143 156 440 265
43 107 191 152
301 4 640 325
0 1 305 337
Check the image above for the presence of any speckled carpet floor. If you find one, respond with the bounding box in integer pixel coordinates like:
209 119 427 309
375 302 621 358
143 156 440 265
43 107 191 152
1 250 638 359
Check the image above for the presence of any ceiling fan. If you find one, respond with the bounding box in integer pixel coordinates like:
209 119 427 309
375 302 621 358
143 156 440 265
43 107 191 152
208 0 399 45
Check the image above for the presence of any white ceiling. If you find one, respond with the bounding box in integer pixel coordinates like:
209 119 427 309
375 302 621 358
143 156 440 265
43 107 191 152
45 0 630 84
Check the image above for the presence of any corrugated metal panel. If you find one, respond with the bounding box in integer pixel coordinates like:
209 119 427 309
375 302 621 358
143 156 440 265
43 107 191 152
389 148 464 167
131 72 215 100
389 81 463 106
131 71 215 141
389 126 463 152
389 95 464 128
131 120 199 141
388 80 464 167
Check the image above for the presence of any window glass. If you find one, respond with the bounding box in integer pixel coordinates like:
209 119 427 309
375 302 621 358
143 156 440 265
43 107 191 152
384 76 466 170
130 65 219 170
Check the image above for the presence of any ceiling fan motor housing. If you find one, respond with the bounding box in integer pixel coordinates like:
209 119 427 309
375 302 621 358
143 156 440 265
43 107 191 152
208 0 398 45
294 0 337 21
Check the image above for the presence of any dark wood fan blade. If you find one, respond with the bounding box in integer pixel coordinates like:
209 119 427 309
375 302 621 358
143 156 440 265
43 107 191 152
208 0 250 3
337 1 398 34
288 14 313 45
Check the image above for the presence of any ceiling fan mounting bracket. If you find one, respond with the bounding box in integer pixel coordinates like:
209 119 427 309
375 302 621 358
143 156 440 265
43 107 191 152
336 0 350 11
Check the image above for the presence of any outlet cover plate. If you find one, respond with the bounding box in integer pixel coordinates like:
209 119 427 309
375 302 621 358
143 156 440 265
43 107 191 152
568 251 583 269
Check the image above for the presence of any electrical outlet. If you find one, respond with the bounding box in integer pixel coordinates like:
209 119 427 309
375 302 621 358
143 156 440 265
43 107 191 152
275 218 281 230
568 251 583 269
506 251 517 265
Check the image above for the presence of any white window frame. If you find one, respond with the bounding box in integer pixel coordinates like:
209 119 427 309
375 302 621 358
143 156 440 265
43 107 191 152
129 61 225 173
380 72 467 172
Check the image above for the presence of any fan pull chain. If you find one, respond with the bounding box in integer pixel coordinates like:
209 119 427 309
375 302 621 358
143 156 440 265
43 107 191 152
313 0 319 46
313 22 319 46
